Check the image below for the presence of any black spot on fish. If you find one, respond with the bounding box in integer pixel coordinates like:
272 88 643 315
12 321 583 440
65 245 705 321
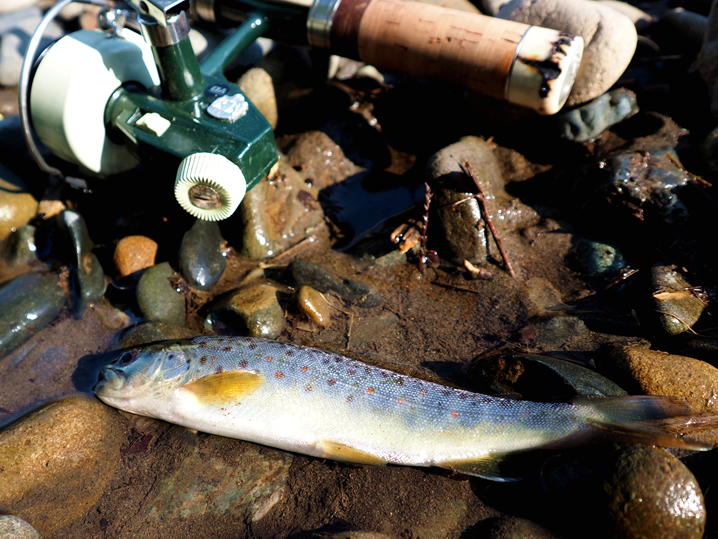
322 358 330 365
396 379 405 386
249 343 258 350
216 366 224 374
199 341 208 348
223 346 233 352
381 372 390 378
334 357 342 363
200 356 208 365
238 360 248 368
286 350 294 356
347 369 356 376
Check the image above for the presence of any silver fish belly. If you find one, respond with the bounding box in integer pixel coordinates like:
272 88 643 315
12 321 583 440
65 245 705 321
93 335 711 481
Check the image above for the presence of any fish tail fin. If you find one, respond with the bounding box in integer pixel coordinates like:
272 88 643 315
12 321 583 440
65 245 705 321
575 395 718 450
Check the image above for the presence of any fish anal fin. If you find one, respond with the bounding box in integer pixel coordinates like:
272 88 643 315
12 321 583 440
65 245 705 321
318 440 387 466
180 371 264 406
439 455 524 482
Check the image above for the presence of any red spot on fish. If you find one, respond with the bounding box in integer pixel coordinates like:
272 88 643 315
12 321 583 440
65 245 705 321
442 389 452 396
347 395 354 403
524 409 530 415
365 367 372 374
366 387 374 395
420 389 427 397
322 358 330 365
305 384 312 392
381 372 390 378
328 378 336 386
266 356 273 362
300 366 308 372
451 410 459 418
238 360 248 368
347 369 356 375
275 371 284 379
397 398 404 405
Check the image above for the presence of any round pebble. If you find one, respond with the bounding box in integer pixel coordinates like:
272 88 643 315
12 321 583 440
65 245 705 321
114 235 158 279
211 283 286 338
178 219 226 292
0 515 42 539
297 285 331 327
136 262 186 326
237 67 278 130
497 0 638 107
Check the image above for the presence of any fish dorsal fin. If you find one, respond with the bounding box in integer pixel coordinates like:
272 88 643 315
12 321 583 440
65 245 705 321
438 455 524 482
318 440 387 466
180 371 264 406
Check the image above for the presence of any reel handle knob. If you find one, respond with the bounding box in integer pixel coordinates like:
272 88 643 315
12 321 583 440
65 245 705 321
174 153 247 221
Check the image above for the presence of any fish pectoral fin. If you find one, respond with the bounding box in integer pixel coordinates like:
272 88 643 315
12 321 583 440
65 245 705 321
438 455 524 482
318 440 387 466
179 371 264 406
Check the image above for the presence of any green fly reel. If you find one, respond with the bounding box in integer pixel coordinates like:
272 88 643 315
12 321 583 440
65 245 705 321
22 0 278 221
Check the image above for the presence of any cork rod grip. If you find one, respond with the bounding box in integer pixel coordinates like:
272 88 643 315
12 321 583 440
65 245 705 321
333 0 527 99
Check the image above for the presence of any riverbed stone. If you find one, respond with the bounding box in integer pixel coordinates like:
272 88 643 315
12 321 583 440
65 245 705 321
57 210 106 315
238 158 327 260
0 165 38 245
485 516 559 538
238 67 278 130
426 137 507 265
571 238 626 278
542 443 706 538
136 262 186 326
0 515 42 539
0 271 67 359
116 320 198 349
696 0 718 116
2 224 38 268
0 394 124 537
555 88 639 143
178 219 226 291
497 0 638 107
296 285 331 327
650 264 705 335
284 261 382 307
113 235 158 280
211 283 286 338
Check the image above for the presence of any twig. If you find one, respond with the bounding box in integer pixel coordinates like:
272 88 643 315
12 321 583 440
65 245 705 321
459 161 516 278
418 182 437 272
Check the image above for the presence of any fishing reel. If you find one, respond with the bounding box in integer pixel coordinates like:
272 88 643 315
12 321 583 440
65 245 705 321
22 0 585 221
21 0 278 221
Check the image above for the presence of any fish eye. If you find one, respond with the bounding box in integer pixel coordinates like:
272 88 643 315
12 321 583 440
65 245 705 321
117 350 138 366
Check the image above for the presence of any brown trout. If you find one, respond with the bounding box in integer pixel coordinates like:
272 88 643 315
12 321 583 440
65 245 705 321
93 336 714 481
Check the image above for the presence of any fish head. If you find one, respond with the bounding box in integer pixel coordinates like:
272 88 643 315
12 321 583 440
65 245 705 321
93 343 193 414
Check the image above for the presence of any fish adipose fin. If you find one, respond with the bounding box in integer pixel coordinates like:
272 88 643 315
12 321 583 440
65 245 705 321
438 455 524 482
180 371 264 406
576 395 718 450
318 440 388 466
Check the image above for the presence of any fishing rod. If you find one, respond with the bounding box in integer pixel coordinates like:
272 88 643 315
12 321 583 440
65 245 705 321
21 0 582 221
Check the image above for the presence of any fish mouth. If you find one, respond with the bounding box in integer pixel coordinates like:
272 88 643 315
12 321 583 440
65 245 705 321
93 367 125 394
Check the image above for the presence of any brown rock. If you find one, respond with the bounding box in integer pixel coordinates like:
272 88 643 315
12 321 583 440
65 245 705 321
113 235 158 279
0 394 125 536
0 165 38 245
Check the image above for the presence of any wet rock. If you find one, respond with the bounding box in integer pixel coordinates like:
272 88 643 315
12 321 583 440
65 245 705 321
572 239 626 278
542 443 706 538
2 224 39 268
0 272 67 359
0 7 63 86
0 394 124 537
555 89 639 143
113 235 158 280
485 515 559 538
211 283 286 338
598 0 654 31
284 261 382 307
697 0 718 116
116 321 198 349
255 44 314 114
426 137 506 265
527 315 590 349
146 437 291 524
0 515 42 539
284 130 360 190
0 164 38 245
468 349 626 399
601 346 718 414
136 262 186 326
178 219 226 291
238 67 278 130
238 159 327 260
56 210 107 315
297 285 331 327
663 8 708 54
497 0 637 107
650 264 705 335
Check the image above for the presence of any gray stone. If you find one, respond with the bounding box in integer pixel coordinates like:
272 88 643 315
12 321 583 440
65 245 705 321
555 88 639 142
179 219 226 292
211 282 286 338
572 238 626 278
497 0 637 107
136 262 186 326
237 67 278 130
0 272 66 359
0 515 42 539
0 7 63 87
426 136 506 265
115 321 198 349
284 261 382 307
56 210 106 315
0 394 124 537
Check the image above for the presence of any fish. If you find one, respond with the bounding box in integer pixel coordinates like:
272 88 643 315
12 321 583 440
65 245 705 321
93 335 717 481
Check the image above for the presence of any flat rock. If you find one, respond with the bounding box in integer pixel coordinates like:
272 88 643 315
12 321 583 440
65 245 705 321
0 394 124 537
497 0 638 107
